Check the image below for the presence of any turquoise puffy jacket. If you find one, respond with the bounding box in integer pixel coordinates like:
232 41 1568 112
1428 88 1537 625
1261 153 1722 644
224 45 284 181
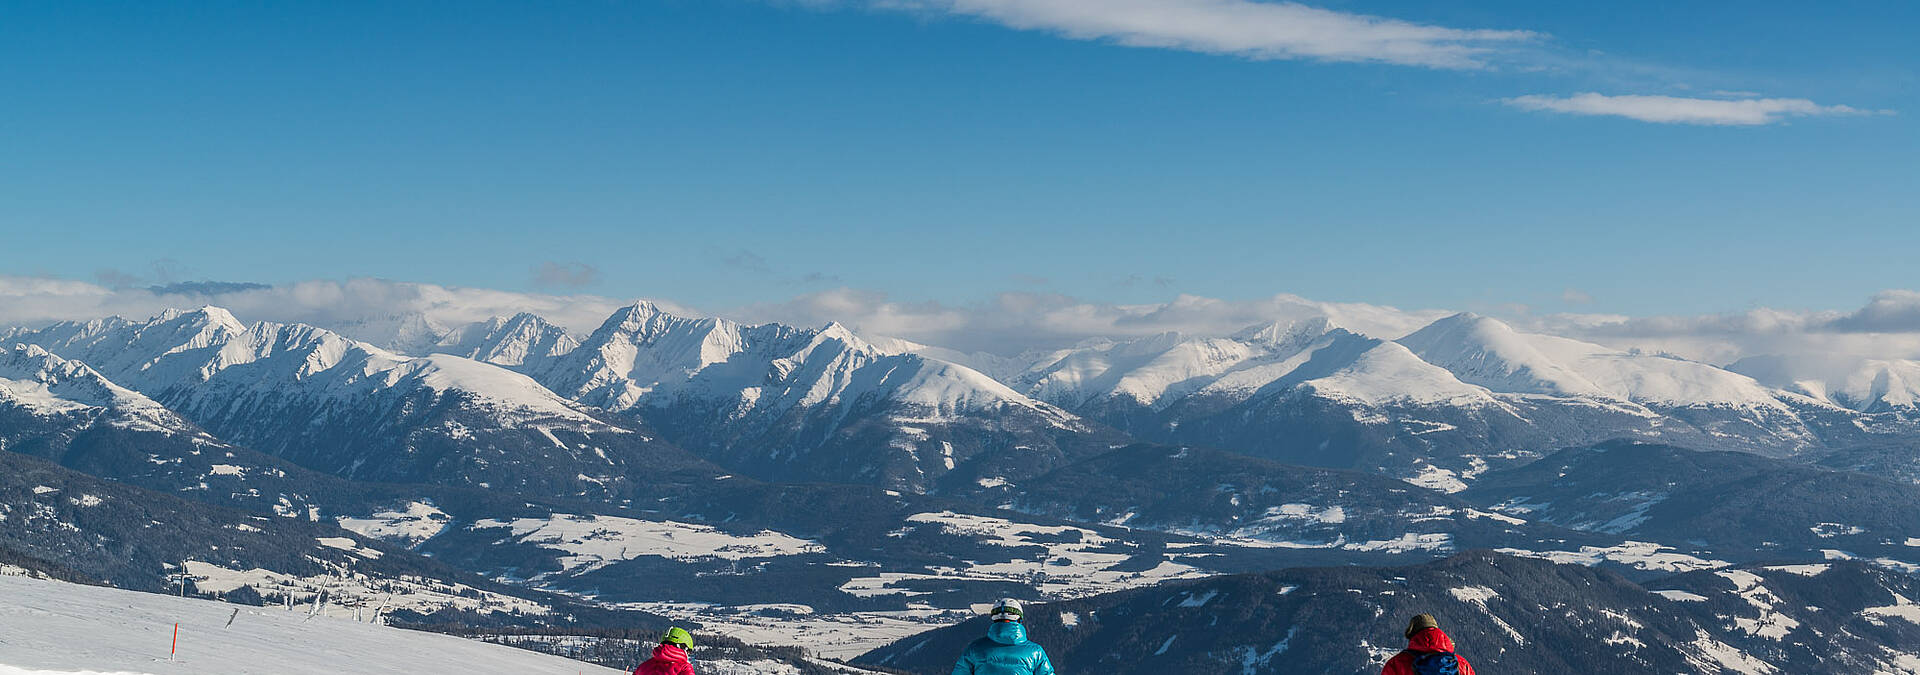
951 621 1056 675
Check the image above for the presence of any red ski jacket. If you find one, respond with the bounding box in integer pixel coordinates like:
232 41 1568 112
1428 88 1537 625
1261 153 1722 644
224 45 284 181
1380 628 1476 675
633 644 696 675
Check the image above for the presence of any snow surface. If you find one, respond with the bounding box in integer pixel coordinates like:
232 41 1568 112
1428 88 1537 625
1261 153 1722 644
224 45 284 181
335 502 452 548
1495 541 1727 573
473 514 820 574
610 602 954 661
183 560 547 619
1863 593 1920 627
1446 585 1524 644
1654 590 1709 602
1238 626 1296 675
1812 522 1868 538
838 511 1208 600
1764 564 1831 577
1344 533 1453 554
1260 503 1348 524
1447 585 1499 606
1716 570 1801 640
1177 589 1219 608
1688 630 1779 675
1405 464 1469 493
0 574 616 674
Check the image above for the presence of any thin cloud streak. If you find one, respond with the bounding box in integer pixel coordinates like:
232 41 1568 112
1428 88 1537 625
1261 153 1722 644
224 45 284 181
0 276 661 340
871 0 1537 68
822 2 1885 128
1504 93 1882 126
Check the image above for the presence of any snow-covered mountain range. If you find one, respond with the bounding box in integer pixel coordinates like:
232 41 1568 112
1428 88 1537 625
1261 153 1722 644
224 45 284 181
0 342 191 436
428 301 1112 491
8 303 1918 493
5 301 1920 674
989 311 1912 486
5 308 707 498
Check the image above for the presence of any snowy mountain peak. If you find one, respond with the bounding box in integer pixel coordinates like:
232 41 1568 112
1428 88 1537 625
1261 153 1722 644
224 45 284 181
503 310 549 326
150 305 251 351
1232 316 1335 349
156 305 248 334
512 304 1100 489
328 311 447 355
1730 354 1920 412
1296 333 1502 407
1396 313 1802 413
0 342 175 422
1016 320 1364 408
1398 313 1610 398
1407 311 1502 337
434 312 579 368
600 300 681 336
817 320 856 338
803 321 875 356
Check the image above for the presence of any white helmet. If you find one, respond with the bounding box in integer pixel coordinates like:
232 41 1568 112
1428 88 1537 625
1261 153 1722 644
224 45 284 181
991 598 1024 620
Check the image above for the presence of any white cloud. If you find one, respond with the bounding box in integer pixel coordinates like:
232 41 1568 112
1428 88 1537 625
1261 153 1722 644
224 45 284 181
1831 289 1920 333
731 288 1451 353
10 275 1920 368
1525 291 1920 364
870 0 1536 68
1503 92 1878 126
0 276 677 342
738 287 1920 362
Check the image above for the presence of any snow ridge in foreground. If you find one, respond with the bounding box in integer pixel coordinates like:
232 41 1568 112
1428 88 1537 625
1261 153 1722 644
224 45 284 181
0 574 619 675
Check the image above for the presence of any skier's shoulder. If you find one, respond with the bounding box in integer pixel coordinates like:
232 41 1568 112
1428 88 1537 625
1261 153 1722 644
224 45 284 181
1379 649 1417 674
961 635 996 653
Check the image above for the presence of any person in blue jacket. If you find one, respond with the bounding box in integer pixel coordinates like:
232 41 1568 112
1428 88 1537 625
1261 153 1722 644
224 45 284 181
952 598 1056 675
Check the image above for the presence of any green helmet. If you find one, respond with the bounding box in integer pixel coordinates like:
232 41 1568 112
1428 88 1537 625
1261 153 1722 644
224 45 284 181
662 626 693 648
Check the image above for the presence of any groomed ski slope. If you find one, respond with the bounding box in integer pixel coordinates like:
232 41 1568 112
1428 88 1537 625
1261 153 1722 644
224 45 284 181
0 574 621 675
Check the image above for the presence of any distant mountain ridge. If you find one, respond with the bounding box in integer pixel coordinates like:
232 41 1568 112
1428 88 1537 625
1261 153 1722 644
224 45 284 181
441 301 1117 492
991 312 1914 484
12 304 1920 494
6 307 710 499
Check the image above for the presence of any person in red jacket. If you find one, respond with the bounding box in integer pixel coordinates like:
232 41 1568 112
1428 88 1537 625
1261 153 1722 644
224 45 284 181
1381 614 1476 675
633 627 697 675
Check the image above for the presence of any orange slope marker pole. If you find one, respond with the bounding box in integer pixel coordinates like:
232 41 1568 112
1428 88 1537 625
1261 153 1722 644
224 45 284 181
171 622 179 661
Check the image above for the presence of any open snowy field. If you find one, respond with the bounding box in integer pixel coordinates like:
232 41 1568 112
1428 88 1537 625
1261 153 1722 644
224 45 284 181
0 574 620 675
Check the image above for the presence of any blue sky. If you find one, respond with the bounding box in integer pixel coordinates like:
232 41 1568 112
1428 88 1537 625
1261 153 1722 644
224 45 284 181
2 0 1914 320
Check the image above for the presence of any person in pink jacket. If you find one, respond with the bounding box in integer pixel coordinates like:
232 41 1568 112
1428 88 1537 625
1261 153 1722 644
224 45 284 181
632 627 697 675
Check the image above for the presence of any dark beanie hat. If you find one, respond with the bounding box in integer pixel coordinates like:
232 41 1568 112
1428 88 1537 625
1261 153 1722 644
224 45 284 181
1405 614 1440 639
